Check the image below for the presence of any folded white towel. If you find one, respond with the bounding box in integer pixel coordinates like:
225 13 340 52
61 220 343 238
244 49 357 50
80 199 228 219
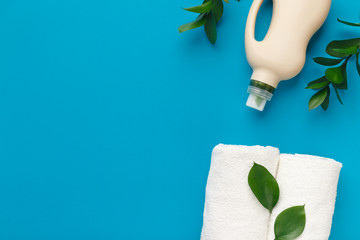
201 144 280 240
267 154 342 240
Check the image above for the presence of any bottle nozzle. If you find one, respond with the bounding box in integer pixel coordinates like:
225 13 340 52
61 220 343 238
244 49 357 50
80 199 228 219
246 80 275 111
246 94 267 111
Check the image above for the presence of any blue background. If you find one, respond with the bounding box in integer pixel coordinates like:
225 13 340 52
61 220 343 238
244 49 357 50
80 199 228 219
0 0 359 239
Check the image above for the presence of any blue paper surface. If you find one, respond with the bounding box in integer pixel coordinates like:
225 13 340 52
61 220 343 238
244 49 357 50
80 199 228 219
0 0 359 239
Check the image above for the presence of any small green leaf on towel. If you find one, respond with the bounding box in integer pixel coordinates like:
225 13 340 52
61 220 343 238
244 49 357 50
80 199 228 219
248 163 279 213
274 206 306 240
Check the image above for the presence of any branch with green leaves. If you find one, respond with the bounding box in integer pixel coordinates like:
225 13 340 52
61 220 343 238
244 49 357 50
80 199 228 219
307 18 360 111
178 0 239 45
248 163 306 240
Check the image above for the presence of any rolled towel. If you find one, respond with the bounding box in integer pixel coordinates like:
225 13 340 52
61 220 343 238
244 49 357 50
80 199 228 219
267 154 342 240
201 144 280 240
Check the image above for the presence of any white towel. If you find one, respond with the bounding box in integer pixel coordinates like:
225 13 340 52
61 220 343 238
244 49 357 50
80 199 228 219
267 154 342 240
201 144 280 240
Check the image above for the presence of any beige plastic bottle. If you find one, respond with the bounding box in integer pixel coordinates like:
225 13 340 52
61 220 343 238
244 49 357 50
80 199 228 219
245 0 332 111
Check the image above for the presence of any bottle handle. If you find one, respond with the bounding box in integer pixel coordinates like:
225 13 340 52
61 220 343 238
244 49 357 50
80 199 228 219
245 0 264 46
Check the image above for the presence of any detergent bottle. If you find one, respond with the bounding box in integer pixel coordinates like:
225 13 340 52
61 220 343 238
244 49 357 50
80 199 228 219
245 0 332 111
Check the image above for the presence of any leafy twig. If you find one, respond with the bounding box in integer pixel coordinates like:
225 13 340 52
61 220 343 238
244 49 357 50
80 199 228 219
307 19 360 111
178 0 240 45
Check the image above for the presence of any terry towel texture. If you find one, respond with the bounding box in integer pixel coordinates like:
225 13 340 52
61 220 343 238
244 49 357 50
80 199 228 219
200 144 280 240
201 144 342 240
267 154 342 240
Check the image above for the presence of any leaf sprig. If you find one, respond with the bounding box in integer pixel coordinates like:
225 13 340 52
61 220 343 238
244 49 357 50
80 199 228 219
337 18 360 27
248 163 306 240
307 18 360 111
178 0 239 45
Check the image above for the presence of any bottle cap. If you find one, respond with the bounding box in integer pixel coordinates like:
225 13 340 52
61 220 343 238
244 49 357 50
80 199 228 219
246 80 275 111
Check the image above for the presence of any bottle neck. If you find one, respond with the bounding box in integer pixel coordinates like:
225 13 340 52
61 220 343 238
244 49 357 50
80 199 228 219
248 80 275 100
251 69 280 88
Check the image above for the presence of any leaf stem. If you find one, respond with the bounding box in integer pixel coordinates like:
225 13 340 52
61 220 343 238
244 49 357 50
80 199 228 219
345 55 352 63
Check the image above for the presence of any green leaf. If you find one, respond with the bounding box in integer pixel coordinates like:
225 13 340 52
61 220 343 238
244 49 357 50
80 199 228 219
325 60 348 90
325 60 348 88
313 57 343 66
274 206 306 240
338 18 360 27
178 13 207 33
183 1 212 13
224 0 229 3
248 163 279 213
334 87 344 105
213 0 224 23
326 38 360 58
325 67 344 84
309 88 328 111
356 51 360 77
305 76 329 89
204 12 217 45
321 87 330 111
